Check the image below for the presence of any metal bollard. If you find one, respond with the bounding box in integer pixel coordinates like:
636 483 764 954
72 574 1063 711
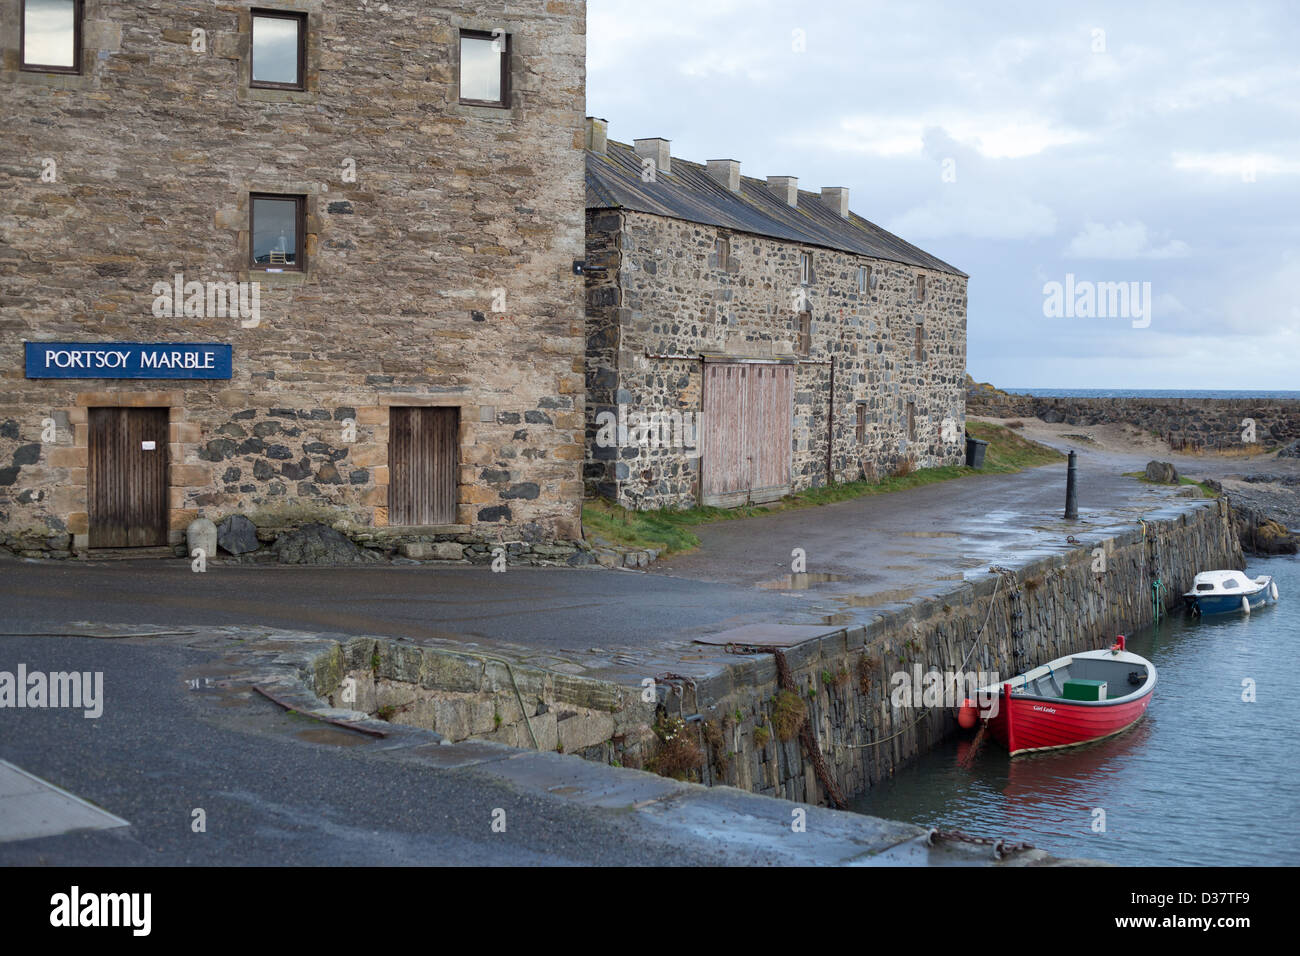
1064 450 1078 520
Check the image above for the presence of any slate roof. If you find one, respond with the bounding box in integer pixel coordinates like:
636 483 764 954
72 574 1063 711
586 140 967 278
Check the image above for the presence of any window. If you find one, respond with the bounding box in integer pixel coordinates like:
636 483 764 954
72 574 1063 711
799 252 812 285
858 265 871 293
250 194 306 271
797 311 812 355
715 236 730 270
460 29 510 107
21 0 82 73
907 401 917 441
916 274 927 301
855 404 867 443
251 10 307 90
914 324 924 361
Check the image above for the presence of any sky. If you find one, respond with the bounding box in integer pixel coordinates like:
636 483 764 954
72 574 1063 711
586 0 1300 390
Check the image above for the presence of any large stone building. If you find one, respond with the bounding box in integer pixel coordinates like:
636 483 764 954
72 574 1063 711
582 121 968 510
1 1 587 557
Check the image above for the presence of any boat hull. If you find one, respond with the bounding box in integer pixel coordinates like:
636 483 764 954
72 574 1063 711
987 686 1154 756
1188 583 1273 615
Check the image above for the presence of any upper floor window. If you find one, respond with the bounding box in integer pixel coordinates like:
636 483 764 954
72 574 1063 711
715 236 730 270
797 311 812 355
251 9 307 90
914 324 924 361
858 265 871 293
916 274 927 302
855 403 867 443
460 29 510 107
21 0 82 74
250 194 306 272
799 252 812 285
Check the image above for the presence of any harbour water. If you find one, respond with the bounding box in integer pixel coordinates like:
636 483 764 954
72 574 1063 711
850 555 1300 865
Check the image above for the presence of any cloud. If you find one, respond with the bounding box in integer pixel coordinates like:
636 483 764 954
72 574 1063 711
1172 152 1300 178
890 193 1057 241
1064 221 1190 259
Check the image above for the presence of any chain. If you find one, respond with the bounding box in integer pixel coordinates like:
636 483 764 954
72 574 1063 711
926 827 1035 859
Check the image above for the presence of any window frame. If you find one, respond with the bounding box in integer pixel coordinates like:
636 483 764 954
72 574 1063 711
797 311 812 356
715 235 730 270
250 8 308 92
249 193 307 273
914 324 924 361
20 0 84 75
799 252 812 285
458 28 511 108
907 401 917 441
916 274 927 302
855 403 867 444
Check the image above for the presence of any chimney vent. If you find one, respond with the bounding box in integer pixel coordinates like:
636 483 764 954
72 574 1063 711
767 176 798 206
585 117 608 154
706 159 742 192
633 137 671 177
820 186 849 218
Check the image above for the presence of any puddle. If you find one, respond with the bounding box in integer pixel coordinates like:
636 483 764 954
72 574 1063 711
832 588 917 607
898 531 960 538
295 728 371 747
758 572 847 590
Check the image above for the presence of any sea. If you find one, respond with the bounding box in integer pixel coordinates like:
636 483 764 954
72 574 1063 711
849 555 1300 865
1003 388 1300 400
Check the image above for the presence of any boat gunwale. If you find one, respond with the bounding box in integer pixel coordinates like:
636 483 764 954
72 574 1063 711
974 648 1157 708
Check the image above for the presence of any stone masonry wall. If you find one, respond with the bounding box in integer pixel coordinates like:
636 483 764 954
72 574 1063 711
0 0 588 551
585 208 967 509
968 394 1300 453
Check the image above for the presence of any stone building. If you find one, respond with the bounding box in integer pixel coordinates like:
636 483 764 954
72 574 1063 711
1 1 587 557
583 120 968 510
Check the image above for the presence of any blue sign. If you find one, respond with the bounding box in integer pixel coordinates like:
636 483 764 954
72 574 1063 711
25 343 233 380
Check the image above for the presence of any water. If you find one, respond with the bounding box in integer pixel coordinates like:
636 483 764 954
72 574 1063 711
850 555 1300 865
1003 387 1300 400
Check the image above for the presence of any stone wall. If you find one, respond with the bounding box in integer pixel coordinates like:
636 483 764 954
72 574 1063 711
584 208 968 509
968 393 1300 452
1 0 588 551
308 497 1242 804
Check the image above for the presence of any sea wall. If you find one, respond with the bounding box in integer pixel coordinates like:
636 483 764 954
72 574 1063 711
306 497 1242 805
967 394 1300 452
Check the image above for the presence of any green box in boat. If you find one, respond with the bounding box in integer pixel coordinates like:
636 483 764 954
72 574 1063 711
1063 679 1107 701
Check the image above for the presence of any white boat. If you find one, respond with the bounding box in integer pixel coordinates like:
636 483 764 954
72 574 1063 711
1183 570 1279 616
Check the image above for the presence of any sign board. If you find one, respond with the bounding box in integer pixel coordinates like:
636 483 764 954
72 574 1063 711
24 343 233 380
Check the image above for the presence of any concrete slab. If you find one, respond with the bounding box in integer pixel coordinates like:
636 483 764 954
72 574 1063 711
693 622 839 647
0 760 129 844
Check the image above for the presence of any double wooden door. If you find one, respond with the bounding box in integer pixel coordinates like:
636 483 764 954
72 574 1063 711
700 362 793 507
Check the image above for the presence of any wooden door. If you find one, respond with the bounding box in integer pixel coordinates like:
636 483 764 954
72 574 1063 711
388 407 458 525
88 407 169 548
701 363 793 506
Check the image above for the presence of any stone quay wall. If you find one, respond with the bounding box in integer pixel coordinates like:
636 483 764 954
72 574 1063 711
968 393 1300 452
1 0 588 553
584 208 968 510
309 497 1241 805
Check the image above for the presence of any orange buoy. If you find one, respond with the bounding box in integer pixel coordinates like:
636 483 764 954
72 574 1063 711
957 699 978 729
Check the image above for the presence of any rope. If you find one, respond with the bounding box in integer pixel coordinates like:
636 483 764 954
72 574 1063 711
771 648 848 810
850 569 1008 749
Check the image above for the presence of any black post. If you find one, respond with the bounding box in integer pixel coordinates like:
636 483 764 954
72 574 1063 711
1065 450 1078 520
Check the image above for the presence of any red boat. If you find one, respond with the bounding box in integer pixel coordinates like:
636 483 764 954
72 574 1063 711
970 637 1157 756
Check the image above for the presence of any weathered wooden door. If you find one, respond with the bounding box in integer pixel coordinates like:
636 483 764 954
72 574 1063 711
87 407 169 548
388 407 458 525
701 362 793 507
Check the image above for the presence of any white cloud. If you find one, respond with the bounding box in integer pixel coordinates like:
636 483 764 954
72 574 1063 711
808 114 1087 159
889 193 1057 241
1064 221 1190 259
1172 151 1300 178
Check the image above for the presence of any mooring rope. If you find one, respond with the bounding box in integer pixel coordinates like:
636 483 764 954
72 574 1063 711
770 648 848 810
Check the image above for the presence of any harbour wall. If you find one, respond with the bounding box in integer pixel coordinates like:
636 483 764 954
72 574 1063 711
306 497 1242 805
966 393 1300 452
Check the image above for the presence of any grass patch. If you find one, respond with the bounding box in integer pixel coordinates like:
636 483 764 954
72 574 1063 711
583 421 1064 555
1123 472 1219 497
